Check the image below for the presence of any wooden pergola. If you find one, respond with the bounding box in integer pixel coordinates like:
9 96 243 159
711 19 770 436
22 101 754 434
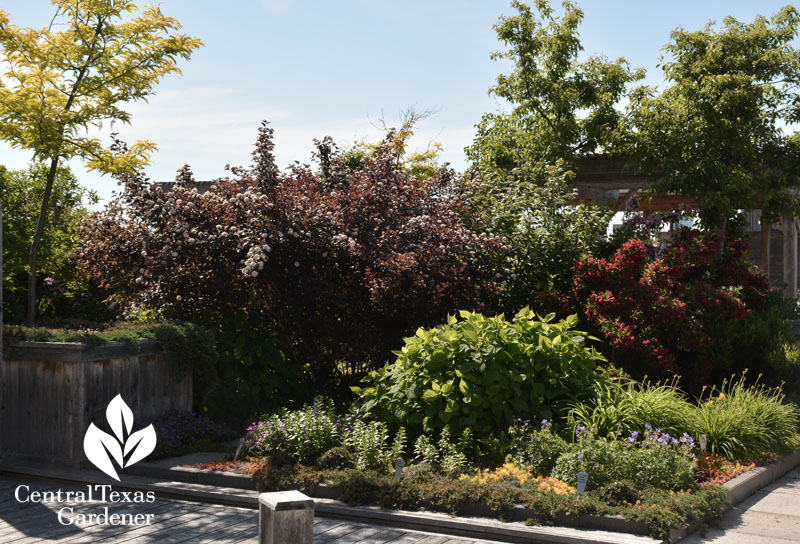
571 155 798 298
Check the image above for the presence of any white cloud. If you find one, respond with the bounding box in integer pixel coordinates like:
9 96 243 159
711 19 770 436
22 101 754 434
260 0 294 13
0 83 477 210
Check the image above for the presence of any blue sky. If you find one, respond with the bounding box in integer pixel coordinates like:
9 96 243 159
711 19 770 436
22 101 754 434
0 0 796 206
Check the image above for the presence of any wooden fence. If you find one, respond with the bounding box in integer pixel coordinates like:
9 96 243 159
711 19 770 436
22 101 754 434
0 339 191 468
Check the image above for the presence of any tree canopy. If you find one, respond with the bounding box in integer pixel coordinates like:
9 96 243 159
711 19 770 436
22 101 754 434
463 0 625 310
0 0 202 324
627 5 800 229
0 162 96 322
0 0 201 172
466 0 643 179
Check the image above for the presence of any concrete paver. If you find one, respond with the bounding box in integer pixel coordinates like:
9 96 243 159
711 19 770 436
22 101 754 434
680 472 800 544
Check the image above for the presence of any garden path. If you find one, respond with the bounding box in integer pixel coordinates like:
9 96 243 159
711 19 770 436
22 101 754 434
0 475 506 544
680 468 800 543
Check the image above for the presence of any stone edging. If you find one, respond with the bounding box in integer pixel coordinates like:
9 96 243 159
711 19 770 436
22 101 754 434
722 449 800 505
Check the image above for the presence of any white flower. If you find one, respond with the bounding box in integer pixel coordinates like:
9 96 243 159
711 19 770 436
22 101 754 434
294 261 300 267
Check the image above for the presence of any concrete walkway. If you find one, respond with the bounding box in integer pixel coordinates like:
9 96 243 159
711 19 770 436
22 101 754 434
680 467 800 543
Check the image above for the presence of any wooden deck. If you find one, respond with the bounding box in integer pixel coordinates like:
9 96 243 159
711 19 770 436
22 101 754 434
0 476 500 544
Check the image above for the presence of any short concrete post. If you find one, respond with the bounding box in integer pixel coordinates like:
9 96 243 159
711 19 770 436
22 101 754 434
259 490 314 544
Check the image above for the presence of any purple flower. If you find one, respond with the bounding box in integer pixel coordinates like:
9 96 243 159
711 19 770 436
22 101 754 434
577 453 584 461
541 419 549 426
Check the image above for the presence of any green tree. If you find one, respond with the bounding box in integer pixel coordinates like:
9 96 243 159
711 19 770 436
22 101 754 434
466 0 643 178
627 6 800 238
0 0 202 325
0 162 96 322
464 0 628 309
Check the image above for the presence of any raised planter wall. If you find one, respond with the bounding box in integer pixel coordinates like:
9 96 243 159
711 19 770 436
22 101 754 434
0 339 191 468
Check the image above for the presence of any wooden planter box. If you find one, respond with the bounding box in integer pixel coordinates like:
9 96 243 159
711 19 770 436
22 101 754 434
0 339 191 468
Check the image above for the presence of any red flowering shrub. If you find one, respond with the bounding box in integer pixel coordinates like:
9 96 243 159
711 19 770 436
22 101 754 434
570 228 771 391
75 123 503 393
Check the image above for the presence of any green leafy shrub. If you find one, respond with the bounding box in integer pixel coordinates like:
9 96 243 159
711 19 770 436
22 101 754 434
692 375 800 459
766 339 800 398
243 400 340 464
413 427 473 476
552 426 697 491
355 308 607 441
148 321 219 408
344 420 406 471
0 162 107 324
210 317 308 419
508 419 569 476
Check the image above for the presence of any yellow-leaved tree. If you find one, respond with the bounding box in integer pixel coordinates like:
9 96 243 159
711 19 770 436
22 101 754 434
0 0 202 325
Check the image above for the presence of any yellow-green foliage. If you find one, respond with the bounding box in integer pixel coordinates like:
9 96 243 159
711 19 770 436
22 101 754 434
0 0 202 172
354 308 607 440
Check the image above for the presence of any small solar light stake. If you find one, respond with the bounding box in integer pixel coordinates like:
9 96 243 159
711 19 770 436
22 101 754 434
394 458 405 481
576 471 589 494
699 434 707 452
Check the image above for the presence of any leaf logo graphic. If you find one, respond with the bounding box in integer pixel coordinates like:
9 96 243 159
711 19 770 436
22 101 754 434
83 395 157 480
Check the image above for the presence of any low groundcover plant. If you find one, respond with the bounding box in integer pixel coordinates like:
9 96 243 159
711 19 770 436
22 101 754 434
237 398 745 539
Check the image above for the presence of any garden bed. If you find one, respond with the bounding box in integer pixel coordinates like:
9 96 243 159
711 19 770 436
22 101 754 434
130 448 800 542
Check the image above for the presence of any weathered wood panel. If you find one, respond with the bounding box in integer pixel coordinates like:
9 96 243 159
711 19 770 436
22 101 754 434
0 340 191 468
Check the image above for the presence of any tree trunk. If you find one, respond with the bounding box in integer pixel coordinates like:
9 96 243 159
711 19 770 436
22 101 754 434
761 215 771 279
716 216 727 261
25 157 60 326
